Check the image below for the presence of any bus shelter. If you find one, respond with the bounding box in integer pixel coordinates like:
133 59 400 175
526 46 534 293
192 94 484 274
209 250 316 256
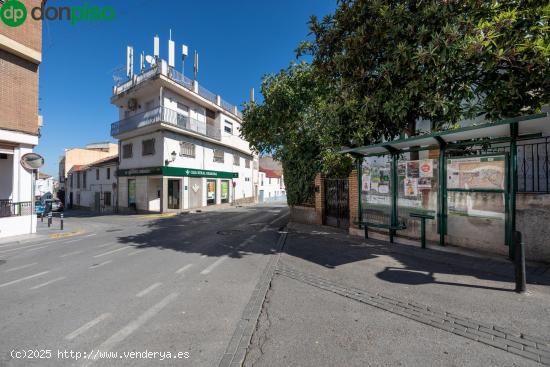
342 113 549 258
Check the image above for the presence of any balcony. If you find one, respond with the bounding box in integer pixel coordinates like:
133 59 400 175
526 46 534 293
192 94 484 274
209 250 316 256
112 62 243 119
111 106 221 140
0 200 33 217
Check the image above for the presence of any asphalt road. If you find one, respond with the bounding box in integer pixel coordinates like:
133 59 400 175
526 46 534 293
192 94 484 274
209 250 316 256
0 204 289 367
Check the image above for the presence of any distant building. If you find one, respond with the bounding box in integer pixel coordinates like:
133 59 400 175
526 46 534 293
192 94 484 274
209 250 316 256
58 142 118 192
0 0 43 238
258 157 285 203
66 156 118 212
110 36 258 212
35 172 55 200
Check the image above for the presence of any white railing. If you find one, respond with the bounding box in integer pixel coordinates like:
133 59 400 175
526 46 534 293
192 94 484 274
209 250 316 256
111 106 221 140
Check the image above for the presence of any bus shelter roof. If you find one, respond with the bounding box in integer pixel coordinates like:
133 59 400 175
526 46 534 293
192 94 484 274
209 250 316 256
341 113 549 156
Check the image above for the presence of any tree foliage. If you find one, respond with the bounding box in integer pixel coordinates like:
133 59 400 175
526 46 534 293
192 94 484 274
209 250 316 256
242 0 550 205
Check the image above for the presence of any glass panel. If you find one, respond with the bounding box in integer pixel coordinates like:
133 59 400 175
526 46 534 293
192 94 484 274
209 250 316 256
207 180 216 205
361 156 392 224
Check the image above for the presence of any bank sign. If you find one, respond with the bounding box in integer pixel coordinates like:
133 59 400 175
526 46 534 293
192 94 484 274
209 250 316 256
117 166 238 179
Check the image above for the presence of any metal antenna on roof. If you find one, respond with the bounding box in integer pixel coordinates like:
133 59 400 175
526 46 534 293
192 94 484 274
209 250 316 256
193 50 199 81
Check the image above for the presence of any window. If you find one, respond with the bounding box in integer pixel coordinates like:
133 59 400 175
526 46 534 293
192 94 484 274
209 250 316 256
77 172 81 188
142 139 155 156
83 172 87 189
122 143 133 159
213 149 224 163
224 120 233 134
96 169 99 180
104 192 112 206
245 159 250 168
107 167 111 180
177 102 189 113
233 154 240 166
180 142 195 157
145 100 154 110
269 178 271 185
70 174 74 188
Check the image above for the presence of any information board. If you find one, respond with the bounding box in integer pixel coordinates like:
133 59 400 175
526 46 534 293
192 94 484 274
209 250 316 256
447 155 505 190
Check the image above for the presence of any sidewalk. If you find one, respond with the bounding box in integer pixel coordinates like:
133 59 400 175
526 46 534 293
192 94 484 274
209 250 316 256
244 222 550 366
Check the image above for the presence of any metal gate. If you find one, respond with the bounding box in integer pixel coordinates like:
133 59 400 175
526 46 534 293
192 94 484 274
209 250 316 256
324 178 349 228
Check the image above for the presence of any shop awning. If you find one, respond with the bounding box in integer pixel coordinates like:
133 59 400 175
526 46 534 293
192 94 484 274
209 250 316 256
341 113 549 156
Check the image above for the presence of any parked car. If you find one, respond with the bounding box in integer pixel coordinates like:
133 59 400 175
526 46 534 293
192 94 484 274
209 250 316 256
44 199 63 213
35 201 45 216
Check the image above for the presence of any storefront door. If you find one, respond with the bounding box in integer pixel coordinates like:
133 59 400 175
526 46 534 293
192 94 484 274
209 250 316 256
128 179 136 209
221 180 229 203
168 179 181 209
207 179 216 205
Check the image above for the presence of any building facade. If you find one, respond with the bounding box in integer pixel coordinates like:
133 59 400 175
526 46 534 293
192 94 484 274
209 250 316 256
111 44 258 213
35 172 55 200
0 0 42 238
66 156 117 212
258 168 285 203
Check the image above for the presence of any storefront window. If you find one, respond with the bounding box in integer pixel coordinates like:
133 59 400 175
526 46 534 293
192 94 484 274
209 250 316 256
207 180 216 205
221 180 229 203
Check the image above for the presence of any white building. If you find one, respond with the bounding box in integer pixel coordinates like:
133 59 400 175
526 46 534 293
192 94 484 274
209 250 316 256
258 168 286 203
110 37 258 213
66 156 118 212
35 172 55 200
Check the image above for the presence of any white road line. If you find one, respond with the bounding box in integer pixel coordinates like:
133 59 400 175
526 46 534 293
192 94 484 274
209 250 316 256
0 271 50 288
200 256 227 275
175 264 193 274
89 260 112 269
4 262 37 273
60 250 83 258
97 242 116 248
269 212 289 225
30 276 66 290
65 313 111 341
25 245 49 252
82 293 178 366
200 254 207 258
135 282 162 297
127 249 144 256
93 247 130 258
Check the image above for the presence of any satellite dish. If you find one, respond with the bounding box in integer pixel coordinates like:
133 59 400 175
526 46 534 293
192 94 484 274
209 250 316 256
20 153 44 170
145 55 156 66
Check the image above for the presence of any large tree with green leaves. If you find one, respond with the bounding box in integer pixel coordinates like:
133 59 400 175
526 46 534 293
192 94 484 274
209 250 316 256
243 0 550 204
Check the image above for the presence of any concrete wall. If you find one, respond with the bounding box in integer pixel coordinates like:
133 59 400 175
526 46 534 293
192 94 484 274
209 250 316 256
0 215 36 238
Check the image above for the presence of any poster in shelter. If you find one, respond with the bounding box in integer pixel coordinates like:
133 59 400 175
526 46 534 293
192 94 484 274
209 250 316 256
404 178 418 196
419 159 433 178
447 156 505 190
406 161 420 178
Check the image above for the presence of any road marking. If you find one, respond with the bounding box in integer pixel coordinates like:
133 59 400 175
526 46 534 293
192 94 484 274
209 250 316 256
93 247 130 258
98 242 116 248
89 260 112 269
175 264 193 274
200 256 227 275
82 293 178 366
30 276 66 290
65 313 111 341
63 239 81 244
136 282 162 297
60 250 83 258
0 271 50 288
269 212 289 225
127 249 145 256
49 230 84 239
4 262 37 273
25 245 49 252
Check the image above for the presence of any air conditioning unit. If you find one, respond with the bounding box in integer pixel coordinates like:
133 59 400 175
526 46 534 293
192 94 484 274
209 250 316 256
128 98 138 111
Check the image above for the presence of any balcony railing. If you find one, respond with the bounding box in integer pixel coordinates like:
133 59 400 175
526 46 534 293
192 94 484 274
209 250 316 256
111 106 221 140
112 61 243 119
0 200 33 217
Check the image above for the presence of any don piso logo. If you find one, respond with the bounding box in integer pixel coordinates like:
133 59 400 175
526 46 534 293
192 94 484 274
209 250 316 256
1 0 115 27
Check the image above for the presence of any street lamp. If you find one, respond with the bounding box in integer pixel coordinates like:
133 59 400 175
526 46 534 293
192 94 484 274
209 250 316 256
165 151 177 166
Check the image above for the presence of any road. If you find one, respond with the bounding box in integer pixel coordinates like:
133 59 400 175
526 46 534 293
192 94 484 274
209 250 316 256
0 204 289 367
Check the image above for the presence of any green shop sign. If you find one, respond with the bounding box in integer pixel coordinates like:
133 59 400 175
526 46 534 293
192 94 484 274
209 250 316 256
117 166 238 179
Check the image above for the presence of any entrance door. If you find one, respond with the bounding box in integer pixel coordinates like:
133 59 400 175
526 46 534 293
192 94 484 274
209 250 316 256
128 179 136 209
324 178 349 228
167 179 181 209
220 180 229 203
188 178 202 208
206 179 216 205
259 190 264 203
69 192 73 209
94 192 101 212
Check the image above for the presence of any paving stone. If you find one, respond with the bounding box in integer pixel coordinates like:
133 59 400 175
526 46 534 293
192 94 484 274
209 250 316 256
494 336 524 350
507 346 541 363
479 326 505 339
506 334 536 348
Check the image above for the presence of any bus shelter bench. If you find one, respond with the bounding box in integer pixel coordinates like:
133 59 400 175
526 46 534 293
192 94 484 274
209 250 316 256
354 220 407 243
409 212 435 249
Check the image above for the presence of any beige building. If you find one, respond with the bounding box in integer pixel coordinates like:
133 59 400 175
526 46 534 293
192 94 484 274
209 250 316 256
58 142 118 191
0 0 43 238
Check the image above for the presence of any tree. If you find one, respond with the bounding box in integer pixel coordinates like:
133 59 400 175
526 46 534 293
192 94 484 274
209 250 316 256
299 0 550 146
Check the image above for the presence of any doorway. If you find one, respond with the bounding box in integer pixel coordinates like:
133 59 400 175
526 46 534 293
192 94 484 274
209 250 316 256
220 180 229 203
167 179 181 209
206 179 216 205
128 179 136 209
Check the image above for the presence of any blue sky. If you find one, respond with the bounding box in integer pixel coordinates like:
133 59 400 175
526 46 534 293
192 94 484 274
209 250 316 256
35 0 335 175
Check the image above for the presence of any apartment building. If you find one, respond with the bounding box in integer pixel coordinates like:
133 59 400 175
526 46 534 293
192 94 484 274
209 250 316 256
66 155 117 212
58 141 118 192
111 37 258 212
258 168 286 203
0 0 42 237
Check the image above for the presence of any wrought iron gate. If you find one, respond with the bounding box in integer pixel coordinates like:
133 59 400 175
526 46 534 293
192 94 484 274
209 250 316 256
324 178 349 228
